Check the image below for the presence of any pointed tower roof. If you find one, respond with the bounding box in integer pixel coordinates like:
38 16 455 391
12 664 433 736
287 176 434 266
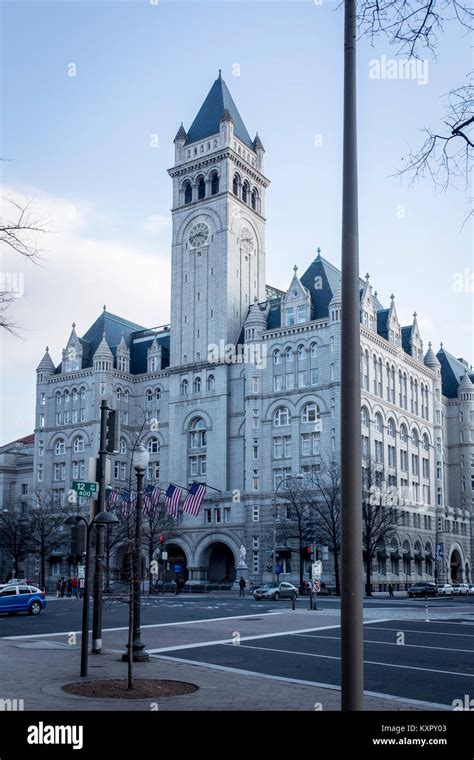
116 333 129 354
458 370 473 393
36 346 55 373
174 123 187 143
424 342 440 369
186 72 253 149
253 133 264 151
93 332 113 361
245 297 267 329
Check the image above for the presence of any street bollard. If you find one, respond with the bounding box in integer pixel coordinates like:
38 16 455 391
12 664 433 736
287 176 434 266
291 590 296 610
424 594 429 623
308 591 313 611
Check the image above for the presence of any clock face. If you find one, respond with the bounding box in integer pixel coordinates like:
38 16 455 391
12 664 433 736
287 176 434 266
240 226 255 254
189 222 209 248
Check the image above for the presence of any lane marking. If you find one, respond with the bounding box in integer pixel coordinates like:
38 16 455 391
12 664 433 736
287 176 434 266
1 611 283 641
356 625 474 639
229 642 474 678
292 632 474 653
152 654 450 710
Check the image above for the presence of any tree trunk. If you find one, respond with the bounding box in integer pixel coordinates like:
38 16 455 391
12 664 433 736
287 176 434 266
40 550 46 591
334 550 341 596
366 555 372 597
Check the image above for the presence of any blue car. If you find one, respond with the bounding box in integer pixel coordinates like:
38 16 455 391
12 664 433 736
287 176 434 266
0 584 46 616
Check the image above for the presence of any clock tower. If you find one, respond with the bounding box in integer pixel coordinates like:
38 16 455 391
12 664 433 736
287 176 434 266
168 71 269 368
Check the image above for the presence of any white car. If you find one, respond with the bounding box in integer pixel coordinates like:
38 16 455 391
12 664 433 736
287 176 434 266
469 585 474 595
436 583 453 596
454 583 469 596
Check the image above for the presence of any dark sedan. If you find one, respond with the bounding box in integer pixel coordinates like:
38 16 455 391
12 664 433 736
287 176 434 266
408 582 437 598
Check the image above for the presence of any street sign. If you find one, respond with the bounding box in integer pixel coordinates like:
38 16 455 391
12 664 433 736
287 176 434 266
174 563 183 573
77 565 85 579
79 578 85 589
312 560 323 579
275 564 282 574
312 579 320 592
161 551 168 561
72 481 98 498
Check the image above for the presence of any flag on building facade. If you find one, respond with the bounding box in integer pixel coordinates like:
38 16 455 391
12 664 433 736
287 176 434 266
164 484 181 517
182 481 207 517
143 485 161 515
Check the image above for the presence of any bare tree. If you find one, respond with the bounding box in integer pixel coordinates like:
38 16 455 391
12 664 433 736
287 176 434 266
0 195 49 333
306 459 342 596
358 1 473 213
141 504 179 593
27 491 69 589
362 460 398 595
274 477 315 593
0 509 29 580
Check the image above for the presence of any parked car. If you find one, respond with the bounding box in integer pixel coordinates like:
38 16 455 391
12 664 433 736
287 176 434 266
436 583 454 596
0 585 46 616
469 585 474 595
408 582 437 598
452 583 470 596
253 582 299 601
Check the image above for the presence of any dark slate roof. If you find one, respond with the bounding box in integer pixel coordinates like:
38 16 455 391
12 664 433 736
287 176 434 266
186 73 254 149
437 347 474 398
376 309 389 341
266 300 282 330
300 254 341 320
401 325 412 354
130 331 170 375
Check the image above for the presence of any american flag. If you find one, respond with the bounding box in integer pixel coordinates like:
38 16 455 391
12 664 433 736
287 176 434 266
107 489 120 509
182 481 207 517
143 485 161 516
164 484 182 518
121 489 137 518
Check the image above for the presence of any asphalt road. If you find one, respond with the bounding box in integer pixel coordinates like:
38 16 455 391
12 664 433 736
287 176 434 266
0 592 472 636
156 618 474 708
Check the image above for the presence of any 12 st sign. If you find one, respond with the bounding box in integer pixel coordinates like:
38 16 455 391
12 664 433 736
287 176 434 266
71 481 98 498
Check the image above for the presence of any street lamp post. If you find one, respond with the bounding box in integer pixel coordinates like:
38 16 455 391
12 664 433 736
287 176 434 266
64 510 119 678
122 444 150 662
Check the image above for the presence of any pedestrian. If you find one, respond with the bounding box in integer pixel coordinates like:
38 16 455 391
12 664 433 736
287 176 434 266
71 576 78 598
239 576 246 598
60 577 66 598
388 583 394 599
56 579 62 599
175 576 180 595
66 578 72 597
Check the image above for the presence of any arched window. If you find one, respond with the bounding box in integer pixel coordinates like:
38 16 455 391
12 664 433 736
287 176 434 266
146 389 152 402
297 345 306 361
155 387 161 401
211 172 219 195
273 349 281 365
180 379 188 396
388 418 396 438
411 429 419 447
422 433 429 451
361 407 370 428
189 418 206 448
124 390 129 403
310 342 318 358
251 189 258 210
56 391 61 405
80 386 86 400
302 403 318 424
207 374 215 391
64 390 70 404
400 424 408 443
193 377 202 393
375 413 383 433
285 347 294 363
184 181 192 205
72 388 78 402
197 176 205 200
116 387 122 401
233 174 240 196
147 437 160 454
54 438 65 455
120 438 127 454
273 407 290 427
73 436 84 453
242 181 249 204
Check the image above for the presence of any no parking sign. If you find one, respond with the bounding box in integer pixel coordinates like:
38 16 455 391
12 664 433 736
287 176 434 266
312 579 320 592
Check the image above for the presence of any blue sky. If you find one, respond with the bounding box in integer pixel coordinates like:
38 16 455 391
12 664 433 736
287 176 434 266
1 0 472 442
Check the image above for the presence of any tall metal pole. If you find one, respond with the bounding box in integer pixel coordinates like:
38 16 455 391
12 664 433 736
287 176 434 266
340 0 364 711
131 468 149 661
80 519 92 678
92 399 108 654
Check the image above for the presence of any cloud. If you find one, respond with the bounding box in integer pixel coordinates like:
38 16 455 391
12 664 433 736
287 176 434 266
0 185 171 443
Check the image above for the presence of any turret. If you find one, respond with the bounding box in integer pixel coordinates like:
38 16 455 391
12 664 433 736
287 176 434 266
174 122 187 164
253 132 264 172
219 107 234 146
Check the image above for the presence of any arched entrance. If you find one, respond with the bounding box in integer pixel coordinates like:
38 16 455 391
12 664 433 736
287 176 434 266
202 542 236 583
165 543 188 582
450 549 462 582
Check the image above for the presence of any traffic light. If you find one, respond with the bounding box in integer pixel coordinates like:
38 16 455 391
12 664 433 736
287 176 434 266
159 535 166 546
302 545 313 561
105 409 120 453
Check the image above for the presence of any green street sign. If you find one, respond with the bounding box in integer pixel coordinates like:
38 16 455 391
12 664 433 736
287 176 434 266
72 481 98 498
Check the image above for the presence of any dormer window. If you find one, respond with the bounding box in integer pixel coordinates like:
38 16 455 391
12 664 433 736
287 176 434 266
286 308 295 326
297 305 306 324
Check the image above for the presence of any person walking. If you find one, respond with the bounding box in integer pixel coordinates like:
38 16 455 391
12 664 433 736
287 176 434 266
239 576 246 598
66 578 72 598
56 579 62 598
60 578 66 598
71 576 78 598
388 583 394 599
